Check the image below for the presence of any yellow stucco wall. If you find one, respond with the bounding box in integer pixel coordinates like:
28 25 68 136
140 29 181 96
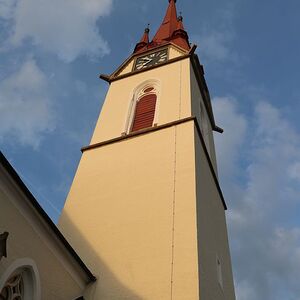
0 174 86 300
117 60 134 76
60 122 200 299
168 46 186 60
194 131 236 300
90 57 191 145
60 48 235 299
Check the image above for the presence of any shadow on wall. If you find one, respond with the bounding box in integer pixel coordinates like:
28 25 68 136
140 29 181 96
59 213 143 300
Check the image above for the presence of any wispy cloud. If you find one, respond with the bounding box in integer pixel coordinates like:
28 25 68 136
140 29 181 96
0 58 55 148
0 0 17 19
196 29 234 62
1 0 113 62
192 4 237 63
213 98 300 300
213 97 247 179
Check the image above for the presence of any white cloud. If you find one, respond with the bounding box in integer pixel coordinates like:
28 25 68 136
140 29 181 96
214 98 300 300
288 162 300 181
0 0 17 19
235 280 257 300
213 97 247 179
3 0 113 62
196 29 234 62
0 58 55 148
193 5 237 63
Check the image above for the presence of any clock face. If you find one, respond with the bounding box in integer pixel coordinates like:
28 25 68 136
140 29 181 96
134 49 168 71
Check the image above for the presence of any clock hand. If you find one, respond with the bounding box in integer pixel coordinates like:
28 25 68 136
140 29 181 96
151 56 161 64
143 59 153 66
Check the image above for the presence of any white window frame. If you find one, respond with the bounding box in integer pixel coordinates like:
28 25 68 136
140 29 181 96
123 79 161 134
0 258 41 300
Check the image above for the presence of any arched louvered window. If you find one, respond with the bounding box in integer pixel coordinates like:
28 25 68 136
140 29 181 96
0 259 41 300
130 86 157 132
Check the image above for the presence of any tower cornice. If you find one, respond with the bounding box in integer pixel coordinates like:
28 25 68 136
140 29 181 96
81 116 227 210
100 43 196 83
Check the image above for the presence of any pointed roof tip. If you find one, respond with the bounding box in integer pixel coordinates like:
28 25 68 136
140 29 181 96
153 0 178 42
133 0 190 53
176 15 184 30
134 26 150 53
152 0 190 50
140 26 150 43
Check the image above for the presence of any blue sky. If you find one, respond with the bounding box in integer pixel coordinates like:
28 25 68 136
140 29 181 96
1 0 300 299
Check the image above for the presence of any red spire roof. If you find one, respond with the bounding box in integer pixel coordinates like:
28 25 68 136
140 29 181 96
134 27 150 53
134 0 190 53
176 15 185 31
171 15 190 50
140 27 150 44
152 0 178 43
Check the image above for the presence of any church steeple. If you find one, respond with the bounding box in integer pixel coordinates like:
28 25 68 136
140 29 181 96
60 2 236 299
134 0 190 53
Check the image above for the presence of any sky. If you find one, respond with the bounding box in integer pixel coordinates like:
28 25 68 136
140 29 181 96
0 0 300 299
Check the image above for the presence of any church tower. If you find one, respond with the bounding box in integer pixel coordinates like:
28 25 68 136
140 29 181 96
59 1 236 299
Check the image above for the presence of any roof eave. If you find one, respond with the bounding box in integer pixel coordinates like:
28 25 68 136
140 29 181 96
0 151 97 283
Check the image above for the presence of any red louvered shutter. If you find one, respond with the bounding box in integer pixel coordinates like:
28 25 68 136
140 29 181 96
131 94 157 132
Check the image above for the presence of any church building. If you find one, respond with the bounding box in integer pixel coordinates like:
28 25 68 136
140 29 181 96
0 1 236 299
